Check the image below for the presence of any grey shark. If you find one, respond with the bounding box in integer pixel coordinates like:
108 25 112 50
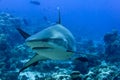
17 8 76 74
17 24 76 73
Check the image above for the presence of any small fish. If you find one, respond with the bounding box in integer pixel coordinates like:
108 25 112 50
30 0 40 5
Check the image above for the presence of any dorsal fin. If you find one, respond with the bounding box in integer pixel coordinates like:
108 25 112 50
56 7 61 24
16 28 30 39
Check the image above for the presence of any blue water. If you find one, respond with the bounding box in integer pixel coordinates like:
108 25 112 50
0 0 120 40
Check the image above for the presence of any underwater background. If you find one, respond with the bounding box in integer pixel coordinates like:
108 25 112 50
0 0 120 80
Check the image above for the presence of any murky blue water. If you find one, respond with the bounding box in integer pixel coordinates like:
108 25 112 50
0 0 120 80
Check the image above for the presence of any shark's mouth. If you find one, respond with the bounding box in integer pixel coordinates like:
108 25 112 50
26 38 50 42
32 47 53 50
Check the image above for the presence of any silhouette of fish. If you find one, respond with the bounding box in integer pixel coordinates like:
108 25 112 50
30 0 40 5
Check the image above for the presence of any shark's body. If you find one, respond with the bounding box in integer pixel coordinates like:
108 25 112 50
18 24 76 73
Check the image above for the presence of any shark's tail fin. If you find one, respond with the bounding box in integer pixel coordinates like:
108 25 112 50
16 28 30 39
56 7 61 24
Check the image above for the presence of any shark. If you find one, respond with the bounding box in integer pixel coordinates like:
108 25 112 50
17 8 76 74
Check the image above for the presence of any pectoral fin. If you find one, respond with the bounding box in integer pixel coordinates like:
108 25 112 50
16 28 30 39
19 54 48 74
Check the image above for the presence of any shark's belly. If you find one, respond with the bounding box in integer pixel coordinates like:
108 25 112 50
35 48 73 60
31 43 73 60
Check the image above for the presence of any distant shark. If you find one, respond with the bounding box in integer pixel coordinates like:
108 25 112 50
17 8 76 74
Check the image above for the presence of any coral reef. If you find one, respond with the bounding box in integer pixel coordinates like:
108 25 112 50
0 12 31 80
77 39 104 55
104 30 120 62
84 61 119 80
